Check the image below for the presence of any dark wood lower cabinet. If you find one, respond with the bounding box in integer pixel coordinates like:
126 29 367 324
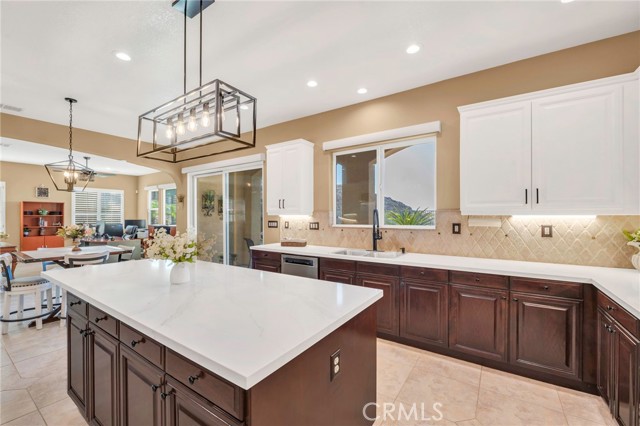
449 284 508 362
357 273 399 336
119 345 164 426
509 292 582 380
164 377 241 426
252 260 280 273
68 313 88 416
598 310 614 405
613 323 639 426
320 268 356 284
88 326 119 426
399 280 448 346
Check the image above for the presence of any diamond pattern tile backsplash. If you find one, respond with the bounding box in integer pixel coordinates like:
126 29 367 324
279 211 640 269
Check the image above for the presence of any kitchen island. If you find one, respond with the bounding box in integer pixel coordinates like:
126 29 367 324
43 259 382 426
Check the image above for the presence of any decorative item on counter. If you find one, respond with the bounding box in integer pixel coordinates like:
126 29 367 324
145 228 207 284
57 224 94 252
623 228 640 271
201 190 216 216
280 238 308 247
37 208 48 215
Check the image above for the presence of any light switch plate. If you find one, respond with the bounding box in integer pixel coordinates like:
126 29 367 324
267 221 279 228
309 222 320 230
284 221 289 229
541 225 553 238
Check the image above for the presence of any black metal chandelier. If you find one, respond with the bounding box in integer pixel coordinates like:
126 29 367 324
137 0 257 163
45 98 95 192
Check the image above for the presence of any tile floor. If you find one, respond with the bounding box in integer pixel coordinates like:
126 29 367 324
1 263 615 426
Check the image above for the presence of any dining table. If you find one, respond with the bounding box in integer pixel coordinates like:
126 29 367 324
13 245 134 326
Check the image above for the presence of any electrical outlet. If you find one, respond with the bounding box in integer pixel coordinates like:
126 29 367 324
284 221 289 229
267 221 279 228
330 349 341 381
309 222 320 230
452 223 461 234
541 225 553 238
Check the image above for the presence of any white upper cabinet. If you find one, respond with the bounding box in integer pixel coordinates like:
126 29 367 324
459 69 639 216
532 85 623 213
460 102 532 215
266 139 314 216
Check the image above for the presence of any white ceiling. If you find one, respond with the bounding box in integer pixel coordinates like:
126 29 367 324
1 0 638 143
0 137 158 176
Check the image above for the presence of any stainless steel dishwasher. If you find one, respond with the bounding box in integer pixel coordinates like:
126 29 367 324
281 254 319 279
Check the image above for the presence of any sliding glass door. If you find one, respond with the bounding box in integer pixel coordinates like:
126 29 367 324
192 166 263 267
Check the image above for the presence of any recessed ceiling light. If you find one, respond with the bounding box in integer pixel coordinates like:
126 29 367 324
406 44 420 54
307 80 318 88
114 51 131 61
357 88 368 94
560 0 575 3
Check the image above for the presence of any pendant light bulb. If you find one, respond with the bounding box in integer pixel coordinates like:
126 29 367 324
201 103 211 127
166 118 174 139
187 108 198 132
176 113 186 136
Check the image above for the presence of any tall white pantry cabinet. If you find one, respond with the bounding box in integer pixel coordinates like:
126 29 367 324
266 139 314 216
459 69 639 216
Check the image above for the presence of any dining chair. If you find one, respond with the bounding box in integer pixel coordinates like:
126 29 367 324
1 253 53 334
59 251 109 324
244 238 255 268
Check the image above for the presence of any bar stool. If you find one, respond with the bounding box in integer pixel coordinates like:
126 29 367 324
59 252 109 324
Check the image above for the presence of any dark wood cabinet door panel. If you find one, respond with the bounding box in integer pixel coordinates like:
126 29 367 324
320 268 356 285
68 293 88 320
68 313 88 417
251 250 280 262
164 378 242 426
509 293 582 380
597 309 614 405
119 345 164 426
400 280 448 346
320 258 356 272
89 305 119 339
252 260 280 273
88 326 119 426
450 271 508 289
510 277 583 299
357 273 399 336
356 261 400 277
166 349 245 421
400 266 448 283
614 324 639 426
449 284 508 362
597 292 640 339
120 323 164 369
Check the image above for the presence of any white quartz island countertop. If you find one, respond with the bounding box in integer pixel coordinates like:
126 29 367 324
253 243 640 318
43 260 382 389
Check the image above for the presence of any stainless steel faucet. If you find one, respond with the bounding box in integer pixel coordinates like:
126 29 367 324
372 208 382 251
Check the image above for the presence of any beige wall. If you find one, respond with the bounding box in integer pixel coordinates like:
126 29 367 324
0 161 139 249
136 172 178 224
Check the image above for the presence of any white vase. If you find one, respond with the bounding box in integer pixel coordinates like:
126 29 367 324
629 242 640 271
169 262 191 285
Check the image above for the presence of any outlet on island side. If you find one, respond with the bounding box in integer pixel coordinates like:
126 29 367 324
330 349 341 381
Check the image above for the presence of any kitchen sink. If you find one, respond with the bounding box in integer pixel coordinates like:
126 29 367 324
332 249 404 259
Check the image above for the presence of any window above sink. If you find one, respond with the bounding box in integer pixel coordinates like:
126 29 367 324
332 136 436 229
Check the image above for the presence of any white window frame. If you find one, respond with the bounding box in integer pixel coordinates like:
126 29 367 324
145 184 177 226
332 136 437 230
71 188 125 225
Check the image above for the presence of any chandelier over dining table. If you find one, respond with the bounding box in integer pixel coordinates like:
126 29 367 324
137 0 257 163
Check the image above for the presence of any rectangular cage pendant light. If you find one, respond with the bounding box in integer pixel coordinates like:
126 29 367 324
137 79 257 163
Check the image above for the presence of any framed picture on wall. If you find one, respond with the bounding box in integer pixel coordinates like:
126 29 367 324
35 186 49 198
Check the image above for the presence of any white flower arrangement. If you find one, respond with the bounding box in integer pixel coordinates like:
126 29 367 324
57 224 93 240
146 228 201 264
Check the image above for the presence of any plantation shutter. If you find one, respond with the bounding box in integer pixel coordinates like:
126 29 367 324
73 189 123 225
73 191 98 225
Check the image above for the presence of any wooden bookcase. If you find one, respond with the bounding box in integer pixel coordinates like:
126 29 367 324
20 201 65 251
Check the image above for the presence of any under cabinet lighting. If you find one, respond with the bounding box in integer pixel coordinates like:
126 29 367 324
511 215 596 219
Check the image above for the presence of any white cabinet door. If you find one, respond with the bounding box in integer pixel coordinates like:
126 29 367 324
266 140 314 216
532 85 623 213
266 148 284 215
460 102 532 215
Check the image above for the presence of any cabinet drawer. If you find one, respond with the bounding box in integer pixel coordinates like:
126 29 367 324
165 349 245 421
320 257 356 272
120 323 164 369
450 271 508 289
356 261 399 277
67 293 88 319
597 292 639 338
510 277 583 299
401 266 448 283
251 250 280 262
88 305 118 339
